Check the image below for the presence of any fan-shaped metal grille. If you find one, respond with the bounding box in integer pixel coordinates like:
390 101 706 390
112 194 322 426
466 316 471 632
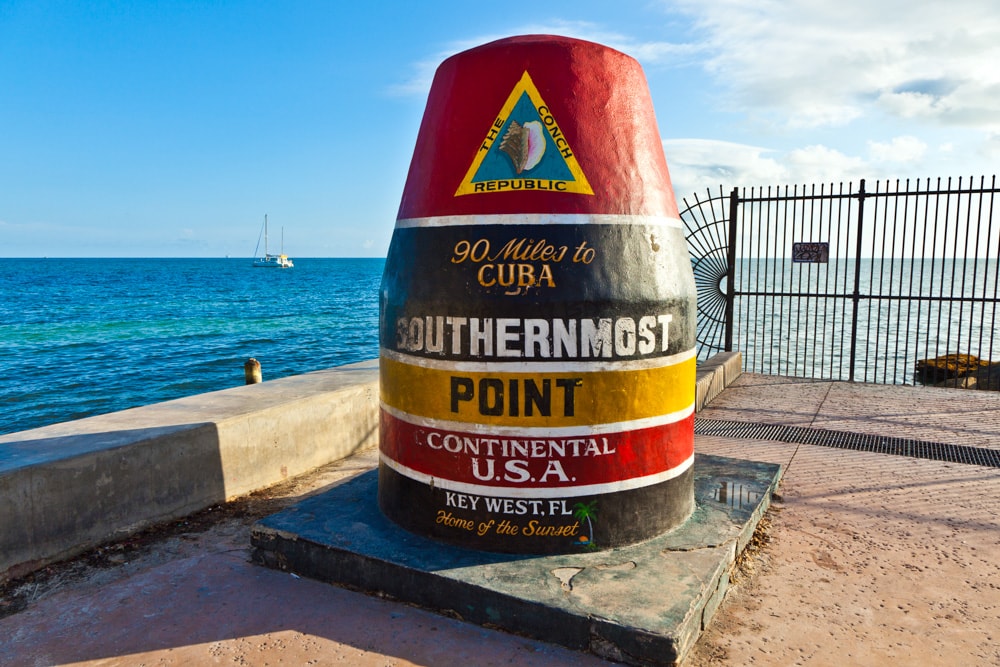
680 187 730 361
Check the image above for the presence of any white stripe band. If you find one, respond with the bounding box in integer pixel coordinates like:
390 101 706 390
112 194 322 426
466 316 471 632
394 214 684 229
379 346 696 373
380 401 695 437
380 452 694 499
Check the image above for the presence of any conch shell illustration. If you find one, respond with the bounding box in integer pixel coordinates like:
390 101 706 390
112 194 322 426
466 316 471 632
499 120 546 173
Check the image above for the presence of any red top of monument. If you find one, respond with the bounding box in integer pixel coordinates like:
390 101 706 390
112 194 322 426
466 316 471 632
396 35 679 221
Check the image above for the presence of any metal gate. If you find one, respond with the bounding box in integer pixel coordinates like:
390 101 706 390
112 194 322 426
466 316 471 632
681 176 1000 385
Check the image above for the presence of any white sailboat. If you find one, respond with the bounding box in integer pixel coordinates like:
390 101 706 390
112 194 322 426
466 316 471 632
252 215 294 268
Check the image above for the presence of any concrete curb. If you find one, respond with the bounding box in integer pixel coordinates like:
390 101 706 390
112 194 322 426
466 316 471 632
0 361 378 581
696 351 742 412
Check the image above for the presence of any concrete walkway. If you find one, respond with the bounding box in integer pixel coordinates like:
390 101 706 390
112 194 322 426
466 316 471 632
689 374 1000 666
3 374 999 666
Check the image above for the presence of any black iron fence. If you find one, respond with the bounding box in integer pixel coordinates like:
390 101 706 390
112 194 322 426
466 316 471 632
681 176 1000 385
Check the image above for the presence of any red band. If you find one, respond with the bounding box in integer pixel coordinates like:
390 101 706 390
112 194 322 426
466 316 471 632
380 410 693 490
397 36 677 220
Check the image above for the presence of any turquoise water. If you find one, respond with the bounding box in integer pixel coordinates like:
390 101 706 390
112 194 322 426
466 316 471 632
0 258 383 436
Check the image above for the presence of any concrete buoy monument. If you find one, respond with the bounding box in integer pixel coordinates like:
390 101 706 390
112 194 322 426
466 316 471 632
378 34 697 553
254 35 781 663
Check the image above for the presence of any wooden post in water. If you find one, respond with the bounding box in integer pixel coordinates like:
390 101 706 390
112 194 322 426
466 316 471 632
244 358 262 384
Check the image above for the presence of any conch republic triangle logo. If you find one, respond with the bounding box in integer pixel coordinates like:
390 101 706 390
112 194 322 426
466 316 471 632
455 71 593 196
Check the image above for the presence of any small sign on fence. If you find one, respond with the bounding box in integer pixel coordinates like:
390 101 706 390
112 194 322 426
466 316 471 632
792 242 829 264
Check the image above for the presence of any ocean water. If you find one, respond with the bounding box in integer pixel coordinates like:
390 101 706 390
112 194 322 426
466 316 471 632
0 258 383 436
724 257 1000 385
7 255 994 437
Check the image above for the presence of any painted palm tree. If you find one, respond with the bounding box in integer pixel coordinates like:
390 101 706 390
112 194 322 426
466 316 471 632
572 500 598 548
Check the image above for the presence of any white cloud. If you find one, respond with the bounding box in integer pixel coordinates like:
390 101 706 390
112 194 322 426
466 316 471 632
784 145 868 184
980 133 1000 160
665 138 887 197
664 138 788 195
662 0 1000 131
386 58 442 98
867 136 927 163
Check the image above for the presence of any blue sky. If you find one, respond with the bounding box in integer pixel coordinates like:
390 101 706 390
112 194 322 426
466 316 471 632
2 1 997 258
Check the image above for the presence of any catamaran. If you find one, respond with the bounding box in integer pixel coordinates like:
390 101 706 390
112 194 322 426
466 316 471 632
252 215 293 268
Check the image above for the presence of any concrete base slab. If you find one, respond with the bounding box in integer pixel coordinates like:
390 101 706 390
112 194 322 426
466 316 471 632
251 453 781 666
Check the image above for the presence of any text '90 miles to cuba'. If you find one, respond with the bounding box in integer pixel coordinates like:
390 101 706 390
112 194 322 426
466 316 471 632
450 237 593 293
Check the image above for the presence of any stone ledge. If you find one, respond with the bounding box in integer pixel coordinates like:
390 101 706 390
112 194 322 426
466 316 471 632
0 361 379 581
251 453 782 667
696 351 742 412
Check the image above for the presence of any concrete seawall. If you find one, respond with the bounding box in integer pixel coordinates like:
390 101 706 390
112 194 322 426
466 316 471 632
1 360 379 581
0 352 741 583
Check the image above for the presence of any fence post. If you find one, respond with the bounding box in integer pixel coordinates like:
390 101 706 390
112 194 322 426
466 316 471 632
848 179 867 382
724 187 739 352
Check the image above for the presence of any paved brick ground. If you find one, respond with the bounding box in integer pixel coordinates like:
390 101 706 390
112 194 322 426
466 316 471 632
701 373 1000 449
2 374 999 666
688 374 1000 666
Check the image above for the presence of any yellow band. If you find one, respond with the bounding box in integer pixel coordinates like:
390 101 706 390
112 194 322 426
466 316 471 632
380 354 695 427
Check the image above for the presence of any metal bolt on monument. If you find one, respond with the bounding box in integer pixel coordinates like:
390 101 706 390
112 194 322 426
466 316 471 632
378 35 697 554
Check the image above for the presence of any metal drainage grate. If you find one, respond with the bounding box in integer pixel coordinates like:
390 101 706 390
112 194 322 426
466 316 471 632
694 418 1000 468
